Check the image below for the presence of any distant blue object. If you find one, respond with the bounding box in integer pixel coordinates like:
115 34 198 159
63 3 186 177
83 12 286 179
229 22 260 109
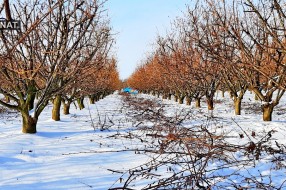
123 87 131 92
123 87 138 94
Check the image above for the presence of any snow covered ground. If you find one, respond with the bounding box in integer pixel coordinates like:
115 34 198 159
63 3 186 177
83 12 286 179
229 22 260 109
0 91 286 189
0 94 149 190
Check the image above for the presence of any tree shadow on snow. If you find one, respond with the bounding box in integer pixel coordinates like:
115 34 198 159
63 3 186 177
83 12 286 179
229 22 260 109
36 130 94 138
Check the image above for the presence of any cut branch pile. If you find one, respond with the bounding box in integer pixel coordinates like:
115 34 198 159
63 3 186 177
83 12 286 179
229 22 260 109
110 95 286 190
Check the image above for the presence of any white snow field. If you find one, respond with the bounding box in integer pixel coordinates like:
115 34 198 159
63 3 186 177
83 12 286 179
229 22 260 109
0 94 150 190
0 91 286 189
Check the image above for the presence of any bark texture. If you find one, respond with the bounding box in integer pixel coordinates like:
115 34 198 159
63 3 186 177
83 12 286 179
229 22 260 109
52 95 62 121
22 113 37 134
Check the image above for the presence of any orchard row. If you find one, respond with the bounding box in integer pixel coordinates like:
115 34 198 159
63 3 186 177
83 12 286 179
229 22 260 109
128 0 286 122
0 0 120 133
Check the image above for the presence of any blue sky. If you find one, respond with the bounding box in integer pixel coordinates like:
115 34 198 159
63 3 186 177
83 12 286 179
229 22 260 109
105 0 190 80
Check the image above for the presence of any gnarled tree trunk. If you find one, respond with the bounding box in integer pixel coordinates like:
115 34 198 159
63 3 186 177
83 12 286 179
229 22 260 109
178 96 185 104
52 95 62 121
206 97 214 110
96 95 100 102
5 96 10 103
63 101 71 115
174 95 178 102
255 94 259 101
89 95 95 104
234 97 242 115
229 91 233 99
77 97 85 110
168 94 172 100
262 104 274 121
195 98 201 108
28 93 36 111
27 81 37 111
186 97 191 105
21 111 37 134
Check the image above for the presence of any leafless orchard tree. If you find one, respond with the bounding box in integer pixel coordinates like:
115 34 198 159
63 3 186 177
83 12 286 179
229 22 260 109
129 0 286 121
152 9 223 110
183 1 249 115
237 0 286 121
204 0 286 121
0 0 114 133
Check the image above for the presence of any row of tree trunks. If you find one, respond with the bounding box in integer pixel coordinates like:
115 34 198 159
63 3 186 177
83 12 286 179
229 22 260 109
166 91 238 111
147 90 276 121
147 91 205 108
22 91 113 133
22 91 113 132
51 91 110 121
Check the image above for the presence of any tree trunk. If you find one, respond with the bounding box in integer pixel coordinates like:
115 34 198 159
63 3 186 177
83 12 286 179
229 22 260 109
21 112 37 134
195 98 201 108
262 104 274 121
28 93 36 111
63 102 71 115
52 95 61 121
186 97 191 105
77 97 85 110
96 95 100 102
234 97 242 115
255 94 259 101
101 92 106 99
157 93 160 98
36 91 41 99
89 95 95 104
221 91 225 98
5 95 10 103
174 95 178 102
27 82 37 111
179 96 185 104
207 97 214 110
168 94 172 100
229 91 233 99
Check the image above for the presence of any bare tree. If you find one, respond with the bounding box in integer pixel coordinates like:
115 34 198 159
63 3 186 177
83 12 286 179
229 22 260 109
0 0 114 133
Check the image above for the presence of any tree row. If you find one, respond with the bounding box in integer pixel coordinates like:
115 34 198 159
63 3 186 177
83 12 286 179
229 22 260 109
0 0 120 133
127 0 286 121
